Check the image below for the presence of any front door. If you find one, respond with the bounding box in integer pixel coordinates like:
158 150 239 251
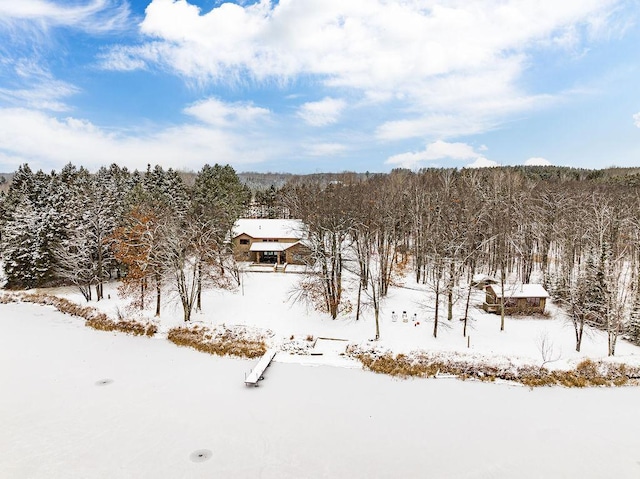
261 251 278 264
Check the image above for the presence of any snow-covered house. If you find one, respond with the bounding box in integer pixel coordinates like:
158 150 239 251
232 219 308 265
482 284 549 315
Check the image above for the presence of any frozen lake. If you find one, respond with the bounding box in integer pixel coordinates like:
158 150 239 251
2 303 640 478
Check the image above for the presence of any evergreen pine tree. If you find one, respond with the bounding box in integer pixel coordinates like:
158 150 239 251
0 165 59 288
2 198 40 288
582 254 607 327
627 279 640 345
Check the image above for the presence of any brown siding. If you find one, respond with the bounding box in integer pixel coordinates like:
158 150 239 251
233 234 309 264
233 233 253 260
482 285 546 315
285 243 310 265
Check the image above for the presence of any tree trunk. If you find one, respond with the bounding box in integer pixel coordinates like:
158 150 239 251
608 331 616 356
155 273 161 317
433 279 440 339
463 282 473 337
374 307 380 340
79 284 91 302
574 316 584 352
356 280 362 321
500 263 506 332
196 262 202 312
96 241 104 301
447 260 454 321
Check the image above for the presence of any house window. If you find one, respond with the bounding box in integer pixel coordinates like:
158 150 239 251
240 239 249 245
261 251 278 263
527 297 541 307
503 298 516 308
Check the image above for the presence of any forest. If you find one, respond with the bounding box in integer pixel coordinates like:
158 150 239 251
1 163 640 356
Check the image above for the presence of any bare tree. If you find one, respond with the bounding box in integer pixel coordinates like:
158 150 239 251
536 331 561 369
285 182 352 319
54 224 97 301
349 181 402 339
111 205 168 315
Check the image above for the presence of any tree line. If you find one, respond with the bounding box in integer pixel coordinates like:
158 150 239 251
0 163 250 322
2 163 640 355
279 167 640 355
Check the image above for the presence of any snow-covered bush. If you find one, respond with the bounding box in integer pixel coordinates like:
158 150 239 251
167 324 270 359
348 346 640 388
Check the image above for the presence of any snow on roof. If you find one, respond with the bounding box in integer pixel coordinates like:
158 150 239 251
490 284 549 299
249 242 300 252
473 274 491 281
233 219 305 240
471 274 497 285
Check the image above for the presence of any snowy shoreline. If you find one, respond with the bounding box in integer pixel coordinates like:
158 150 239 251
2 265 640 390
3 288 640 388
3 302 640 479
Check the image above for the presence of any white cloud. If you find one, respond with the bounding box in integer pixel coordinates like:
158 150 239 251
297 97 346 127
97 42 170 72
0 2 131 114
97 47 147 71
376 113 498 141
386 140 487 169
524 157 552 166
0 106 278 172
374 66 555 140
99 0 622 140
0 59 79 112
0 0 131 33
466 157 499 168
634 112 640 128
184 98 270 127
0 82 78 112
0 1 629 173
130 0 620 87
305 142 347 157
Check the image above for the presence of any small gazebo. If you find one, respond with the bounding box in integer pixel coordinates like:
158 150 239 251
482 284 549 315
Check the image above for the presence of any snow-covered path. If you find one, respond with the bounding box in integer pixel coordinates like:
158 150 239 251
2 303 640 478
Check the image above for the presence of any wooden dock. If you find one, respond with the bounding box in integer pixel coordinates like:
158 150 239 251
244 348 277 387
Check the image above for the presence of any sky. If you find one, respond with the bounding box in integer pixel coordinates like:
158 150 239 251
0 0 639 174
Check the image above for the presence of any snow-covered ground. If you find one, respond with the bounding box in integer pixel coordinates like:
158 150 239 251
2 303 640 478
38 270 640 371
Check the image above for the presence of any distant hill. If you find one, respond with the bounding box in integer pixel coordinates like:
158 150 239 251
238 171 376 190
2 166 640 194
238 172 293 190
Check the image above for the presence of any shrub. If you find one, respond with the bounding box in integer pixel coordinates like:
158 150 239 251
85 316 157 337
168 325 268 359
348 346 640 388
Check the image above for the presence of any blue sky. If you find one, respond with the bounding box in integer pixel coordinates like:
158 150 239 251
0 0 639 174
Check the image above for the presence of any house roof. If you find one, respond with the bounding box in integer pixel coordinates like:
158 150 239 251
489 284 549 299
249 241 300 252
471 274 498 286
233 219 305 240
